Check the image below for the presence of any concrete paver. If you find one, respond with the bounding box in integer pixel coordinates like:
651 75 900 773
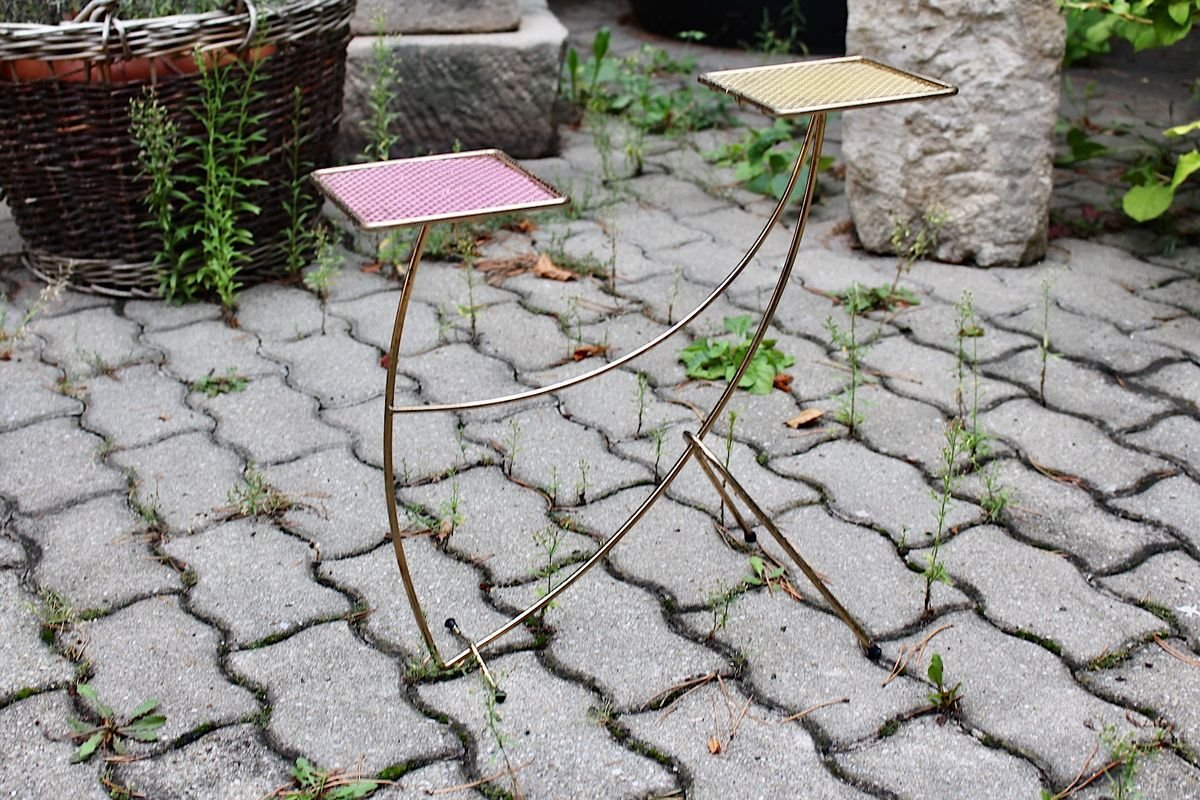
0 6 1197 795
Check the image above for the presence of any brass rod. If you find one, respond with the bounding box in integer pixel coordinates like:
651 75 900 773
388 122 824 417
445 618 505 702
688 437 757 543
684 431 879 659
382 223 444 664
440 119 825 669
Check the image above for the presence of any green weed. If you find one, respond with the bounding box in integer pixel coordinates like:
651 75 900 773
272 756 384 799
227 463 294 520
191 367 249 397
825 299 871 435
679 314 794 395
708 117 833 201
68 683 165 763
925 652 962 715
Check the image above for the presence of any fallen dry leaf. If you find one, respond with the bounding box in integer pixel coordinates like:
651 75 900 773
572 343 609 361
505 218 536 234
784 408 824 429
379 354 390 369
533 253 577 282
361 260 384 273
707 737 722 755
773 373 793 392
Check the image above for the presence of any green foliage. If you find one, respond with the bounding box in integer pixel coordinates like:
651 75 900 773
175 48 269 308
1061 0 1198 65
751 0 809 54
705 580 741 638
563 29 733 136
1122 143 1200 221
68 683 165 763
923 420 964 615
889 207 947 293
825 301 871 435
679 315 795 395
191 367 249 397
362 18 400 162
708 118 834 201
925 653 962 713
282 86 317 274
278 757 382 800
227 462 294 519
129 90 186 287
304 227 343 335
744 555 785 589
837 283 921 316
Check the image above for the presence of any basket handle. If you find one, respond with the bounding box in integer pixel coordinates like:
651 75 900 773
230 0 261 52
72 0 133 64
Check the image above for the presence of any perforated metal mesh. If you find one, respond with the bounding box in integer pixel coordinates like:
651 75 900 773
700 57 955 118
313 150 565 229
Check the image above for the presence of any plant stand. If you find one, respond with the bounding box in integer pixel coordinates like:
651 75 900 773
312 56 956 692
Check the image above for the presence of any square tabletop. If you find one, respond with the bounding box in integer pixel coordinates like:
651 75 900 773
311 149 568 230
699 55 957 118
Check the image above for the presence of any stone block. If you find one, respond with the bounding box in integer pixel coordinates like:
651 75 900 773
843 1 1065 266
351 0 520 36
339 1 566 160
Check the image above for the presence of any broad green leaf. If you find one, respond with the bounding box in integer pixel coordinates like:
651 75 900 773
928 653 944 686
1169 149 1200 188
68 717 94 734
327 781 381 800
76 683 113 720
1165 119 1200 137
71 732 104 763
128 697 159 721
1122 182 1175 221
1167 0 1191 24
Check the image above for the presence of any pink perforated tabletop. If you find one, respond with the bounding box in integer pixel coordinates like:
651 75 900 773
311 149 568 230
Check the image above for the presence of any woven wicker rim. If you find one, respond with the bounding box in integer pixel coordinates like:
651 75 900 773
0 0 348 63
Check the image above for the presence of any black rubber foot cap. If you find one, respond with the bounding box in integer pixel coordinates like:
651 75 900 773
494 689 507 704
865 643 882 661
444 617 457 632
743 531 757 543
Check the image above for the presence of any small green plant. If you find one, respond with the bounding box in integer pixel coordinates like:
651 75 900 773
744 555 786 591
176 47 269 309
705 580 741 639
953 291 989 464
648 420 668 482
227 462 294 519
129 89 186 290
575 459 592 504
34 589 75 643
922 420 964 615
191 367 249 397
282 86 317 274
456 256 482 344
533 525 564 620
888 207 947 297
679 315 794 395
925 653 962 715
634 371 650 437
548 464 561 506
502 418 523 477
481 678 523 800
405 477 463 540
719 410 738 526
271 756 383 800
124 467 164 530
361 18 400 162
304 227 343 335
751 0 809 54
0 277 66 359
980 466 1013 523
68 683 166 763
708 117 833 201
824 299 872 436
1097 723 1161 800
835 282 921 316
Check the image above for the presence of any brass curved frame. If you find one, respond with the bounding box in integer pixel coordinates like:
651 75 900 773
382 113 877 674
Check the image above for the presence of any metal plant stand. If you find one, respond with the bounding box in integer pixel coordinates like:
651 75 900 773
313 56 956 690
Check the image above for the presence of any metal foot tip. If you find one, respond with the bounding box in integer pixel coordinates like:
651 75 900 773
444 617 458 632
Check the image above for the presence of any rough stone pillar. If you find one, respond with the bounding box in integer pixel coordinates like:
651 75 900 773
338 0 566 161
842 1 1065 266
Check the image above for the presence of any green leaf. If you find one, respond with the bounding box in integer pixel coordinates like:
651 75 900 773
327 781 381 800
128 697 159 721
724 315 752 338
927 652 944 687
1122 182 1175 221
1167 0 1191 24
1165 119 1200 137
292 756 321 787
76 683 113 720
71 731 104 763
1169 149 1200 189
67 717 95 734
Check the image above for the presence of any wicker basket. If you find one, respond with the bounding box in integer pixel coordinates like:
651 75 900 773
0 0 354 298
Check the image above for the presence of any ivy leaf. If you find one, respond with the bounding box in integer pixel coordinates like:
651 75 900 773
1122 182 1174 222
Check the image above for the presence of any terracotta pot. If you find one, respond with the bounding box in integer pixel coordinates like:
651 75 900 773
0 44 276 83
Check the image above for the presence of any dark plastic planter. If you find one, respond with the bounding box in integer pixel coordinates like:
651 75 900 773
629 0 847 54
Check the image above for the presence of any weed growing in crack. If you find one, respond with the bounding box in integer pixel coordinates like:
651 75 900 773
575 459 592 504
124 468 163 530
533 525 564 620
679 315 794 395
267 756 385 799
281 86 317 275
889 207 946 298
406 477 466 543
953 290 987 458
648 420 668 483
191 367 249 397
129 89 185 288
980 466 1013 523
548 464 561 506
304 226 343 336
481 678 524 800
227 463 294 520
457 255 482 344
705 580 742 639
719 410 738 526
825 298 871 436
0 276 66 359
922 419 964 615
502 419 523 477
633 371 650 437
925 652 962 716
33 589 75 644
67 683 165 763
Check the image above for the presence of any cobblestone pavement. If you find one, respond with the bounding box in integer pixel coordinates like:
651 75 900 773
2 2 1199 798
